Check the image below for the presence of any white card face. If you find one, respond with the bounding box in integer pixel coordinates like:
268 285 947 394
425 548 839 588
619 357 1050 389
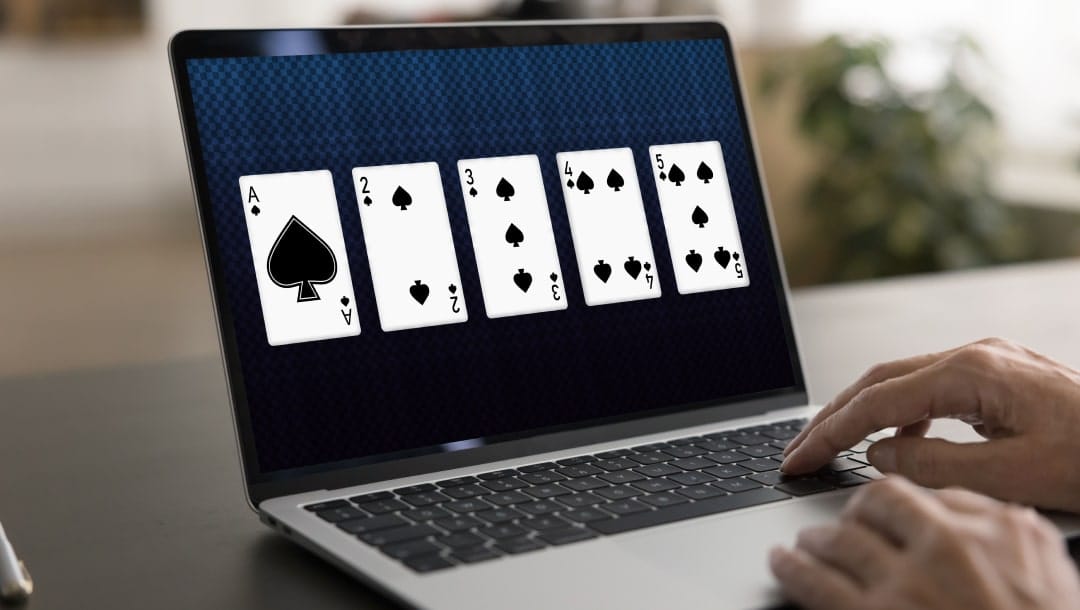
556 147 661 306
352 161 468 332
458 155 568 319
238 170 360 346
649 141 749 294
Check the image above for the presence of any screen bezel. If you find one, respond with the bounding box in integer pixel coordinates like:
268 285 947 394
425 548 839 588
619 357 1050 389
169 18 807 507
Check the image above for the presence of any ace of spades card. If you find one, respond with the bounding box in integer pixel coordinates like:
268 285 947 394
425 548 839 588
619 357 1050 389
649 141 749 295
238 170 360 346
556 147 661 306
353 161 468 332
458 154 567 319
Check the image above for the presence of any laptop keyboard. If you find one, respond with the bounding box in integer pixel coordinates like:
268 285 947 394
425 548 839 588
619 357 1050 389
303 418 881 573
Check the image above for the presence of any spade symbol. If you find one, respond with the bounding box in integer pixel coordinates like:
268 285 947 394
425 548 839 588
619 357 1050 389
644 262 652 271
593 259 612 283
697 161 714 184
468 187 478 197
624 256 642 279
505 223 525 248
659 171 667 181
448 284 458 294
576 171 595 194
566 178 575 188
250 205 261 216
668 164 686 186
691 205 709 228
550 272 558 282
340 296 350 306
734 252 740 261
392 186 413 211
409 280 430 305
607 169 625 192
686 249 703 272
513 269 533 293
714 246 732 269
267 216 337 302
496 177 516 201
362 195 372 206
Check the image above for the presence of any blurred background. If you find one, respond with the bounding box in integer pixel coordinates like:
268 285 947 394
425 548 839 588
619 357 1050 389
2 0 1079 380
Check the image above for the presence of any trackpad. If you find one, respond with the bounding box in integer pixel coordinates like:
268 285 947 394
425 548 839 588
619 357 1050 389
615 491 853 609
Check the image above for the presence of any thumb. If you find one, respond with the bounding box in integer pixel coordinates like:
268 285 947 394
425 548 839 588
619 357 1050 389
868 436 1017 495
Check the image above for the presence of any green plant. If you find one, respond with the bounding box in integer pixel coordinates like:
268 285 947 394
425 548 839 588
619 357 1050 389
761 34 1030 283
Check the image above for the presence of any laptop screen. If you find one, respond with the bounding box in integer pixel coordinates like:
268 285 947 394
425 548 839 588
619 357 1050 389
180 25 801 479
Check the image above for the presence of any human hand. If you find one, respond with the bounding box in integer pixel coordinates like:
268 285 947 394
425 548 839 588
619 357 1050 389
781 338 1080 512
769 477 1080 610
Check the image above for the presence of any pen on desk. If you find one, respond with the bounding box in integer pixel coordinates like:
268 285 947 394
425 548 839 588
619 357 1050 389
0 520 33 604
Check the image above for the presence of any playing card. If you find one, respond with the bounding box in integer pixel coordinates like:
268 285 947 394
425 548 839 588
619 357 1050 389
556 147 660 306
458 154 567 318
238 170 360 346
353 161 468 332
649 141 749 294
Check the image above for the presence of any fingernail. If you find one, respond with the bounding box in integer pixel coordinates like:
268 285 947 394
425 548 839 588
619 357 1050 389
779 449 798 473
868 442 896 472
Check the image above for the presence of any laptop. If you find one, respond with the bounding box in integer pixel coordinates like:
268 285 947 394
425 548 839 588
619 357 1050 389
170 18 884 609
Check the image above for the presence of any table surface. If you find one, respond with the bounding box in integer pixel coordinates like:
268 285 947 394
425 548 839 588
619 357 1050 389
3 258 1080 609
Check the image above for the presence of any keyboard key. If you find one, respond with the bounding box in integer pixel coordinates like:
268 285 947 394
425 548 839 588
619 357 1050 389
594 485 643 500
480 478 527 492
667 471 715 486
453 546 502 564
535 527 598 546
748 471 786 486
768 439 792 450
393 483 436 496
477 469 517 480
437 532 487 548
480 523 528 540
435 516 483 532
476 507 525 524
443 485 490 500
347 491 393 504
486 491 530 506
598 470 646 484
706 451 747 464
594 458 638 471
633 463 681 477
627 452 670 465
603 499 650 516
703 464 752 479
556 492 604 508
517 500 561 515
593 488 791 535
437 476 479 488
596 448 634 458
305 499 350 512
849 453 870 465
775 478 836 497
401 491 450 507
761 428 799 440
518 462 558 473
338 514 408 535
561 476 609 492
661 445 706 458
445 499 493 513
382 539 442 560
556 464 603 478
523 484 571 499
631 442 669 452
669 436 706 446
695 439 738 452
730 433 770 446
631 478 680 493
822 471 870 487
562 508 613 524
316 506 366 523
736 445 783 458
827 457 865 472
640 492 688 508
521 515 571 531
402 506 451 522
358 499 408 515
740 458 781 472
404 554 454 573
556 456 595 466
675 485 727 500
360 524 440 546
670 457 714 471
496 537 547 555
520 471 568 485
851 440 874 453
711 477 763 494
